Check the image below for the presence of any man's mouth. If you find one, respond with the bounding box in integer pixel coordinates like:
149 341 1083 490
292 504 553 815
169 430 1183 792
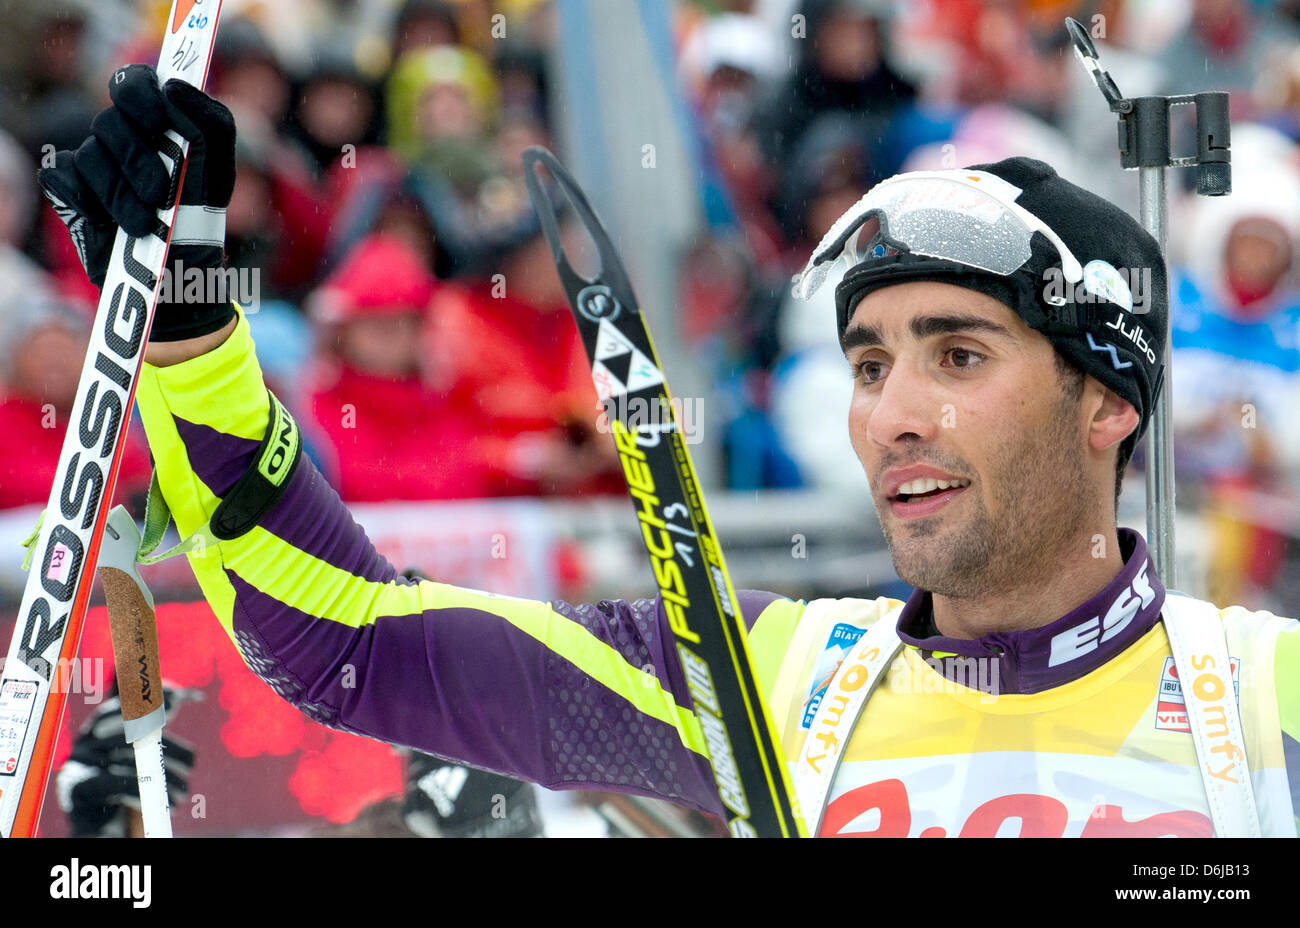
889 477 971 518
893 477 971 502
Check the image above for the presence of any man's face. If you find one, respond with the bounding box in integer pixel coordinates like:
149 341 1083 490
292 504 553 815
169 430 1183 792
844 281 1094 598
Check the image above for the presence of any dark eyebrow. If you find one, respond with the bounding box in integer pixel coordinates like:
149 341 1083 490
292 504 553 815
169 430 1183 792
841 322 883 353
841 313 1014 354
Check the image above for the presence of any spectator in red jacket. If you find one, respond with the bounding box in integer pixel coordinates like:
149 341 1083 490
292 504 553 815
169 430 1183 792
0 298 150 511
428 225 623 497
304 233 494 503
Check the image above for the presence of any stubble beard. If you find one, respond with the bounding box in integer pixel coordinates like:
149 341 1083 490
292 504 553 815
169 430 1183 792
879 391 1091 599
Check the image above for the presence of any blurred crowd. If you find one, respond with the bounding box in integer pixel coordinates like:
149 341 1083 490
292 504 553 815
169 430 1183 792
1 0 1300 608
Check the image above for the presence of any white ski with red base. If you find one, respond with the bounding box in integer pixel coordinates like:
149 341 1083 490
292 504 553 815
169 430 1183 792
0 0 224 838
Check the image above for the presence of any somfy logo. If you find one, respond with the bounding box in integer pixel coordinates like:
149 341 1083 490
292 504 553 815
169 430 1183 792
50 858 151 908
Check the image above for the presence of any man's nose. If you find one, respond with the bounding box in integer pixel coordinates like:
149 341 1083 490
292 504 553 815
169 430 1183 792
866 361 943 448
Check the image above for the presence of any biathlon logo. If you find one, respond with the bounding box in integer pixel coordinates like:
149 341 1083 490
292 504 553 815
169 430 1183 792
801 623 866 729
1082 260 1134 311
576 284 622 322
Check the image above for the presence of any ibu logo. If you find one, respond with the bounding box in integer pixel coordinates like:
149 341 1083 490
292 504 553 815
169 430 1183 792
1082 260 1134 312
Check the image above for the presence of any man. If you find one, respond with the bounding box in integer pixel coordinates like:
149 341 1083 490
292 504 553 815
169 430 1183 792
39 66 1300 837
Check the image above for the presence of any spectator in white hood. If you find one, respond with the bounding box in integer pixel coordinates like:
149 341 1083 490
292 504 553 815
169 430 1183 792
1167 124 1300 606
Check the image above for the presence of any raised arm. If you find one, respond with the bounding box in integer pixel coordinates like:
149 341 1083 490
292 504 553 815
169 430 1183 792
39 65 808 816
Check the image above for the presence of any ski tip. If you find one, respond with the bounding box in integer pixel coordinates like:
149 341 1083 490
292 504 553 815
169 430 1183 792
522 146 574 199
520 145 639 310
521 146 570 270
521 145 584 217
521 145 559 172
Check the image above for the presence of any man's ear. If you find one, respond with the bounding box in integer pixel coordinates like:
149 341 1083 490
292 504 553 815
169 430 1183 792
1086 379 1140 453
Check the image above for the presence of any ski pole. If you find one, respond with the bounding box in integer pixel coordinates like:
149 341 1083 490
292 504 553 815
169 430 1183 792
1065 16 1231 589
0 0 223 838
98 507 171 838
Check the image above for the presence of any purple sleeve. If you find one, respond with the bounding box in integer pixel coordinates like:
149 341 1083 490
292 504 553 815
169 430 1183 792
182 411 788 815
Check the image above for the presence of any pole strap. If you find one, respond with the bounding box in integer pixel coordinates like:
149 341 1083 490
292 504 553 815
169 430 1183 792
20 389 302 568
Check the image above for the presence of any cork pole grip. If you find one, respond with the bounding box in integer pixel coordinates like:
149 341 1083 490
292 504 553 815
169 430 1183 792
100 567 164 725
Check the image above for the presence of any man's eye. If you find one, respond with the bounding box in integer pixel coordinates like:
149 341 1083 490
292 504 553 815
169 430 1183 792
944 347 983 368
854 359 887 383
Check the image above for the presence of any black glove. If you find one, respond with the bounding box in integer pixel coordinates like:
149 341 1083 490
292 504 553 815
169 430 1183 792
37 63 238 342
55 685 197 838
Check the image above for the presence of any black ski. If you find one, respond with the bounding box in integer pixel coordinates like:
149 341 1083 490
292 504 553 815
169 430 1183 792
523 147 804 837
